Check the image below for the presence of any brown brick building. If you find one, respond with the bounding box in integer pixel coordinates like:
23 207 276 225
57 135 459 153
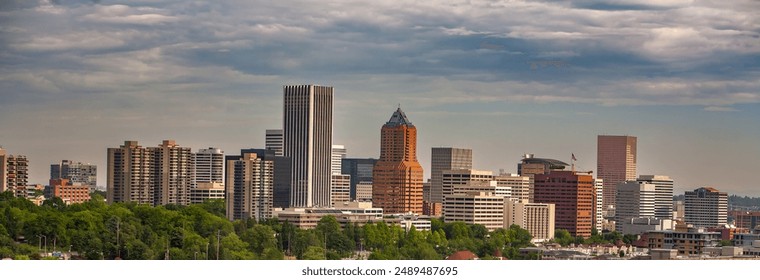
372 108 424 214
534 171 595 237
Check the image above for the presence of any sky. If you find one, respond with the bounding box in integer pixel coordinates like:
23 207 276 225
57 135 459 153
1 0 759 196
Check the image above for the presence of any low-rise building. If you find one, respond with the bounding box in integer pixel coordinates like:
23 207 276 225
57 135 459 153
190 182 225 204
646 226 721 256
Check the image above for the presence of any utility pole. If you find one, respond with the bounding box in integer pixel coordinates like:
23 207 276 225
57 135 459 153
216 230 221 260
116 220 120 259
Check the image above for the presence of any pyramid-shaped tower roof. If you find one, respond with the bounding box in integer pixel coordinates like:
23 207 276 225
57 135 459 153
385 107 414 127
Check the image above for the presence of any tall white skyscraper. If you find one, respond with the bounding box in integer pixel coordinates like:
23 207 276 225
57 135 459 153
283 85 333 208
594 178 604 233
265 129 284 157
331 145 346 175
194 148 225 187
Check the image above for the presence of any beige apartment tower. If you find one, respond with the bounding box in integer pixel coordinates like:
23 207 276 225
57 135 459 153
225 152 274 221
504 200 555 241
597 135 637 210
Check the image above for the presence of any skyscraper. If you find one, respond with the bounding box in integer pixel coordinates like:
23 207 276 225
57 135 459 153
283 85 333 208
533 171 595 237
685 187 728 228
431 147 472 203
225 150 274 221
597 135 637 210
107 140 193 206
265 129 284 157
373 107 424 214
107 141 154 205
151 140 194 206
50 160 97 189
193 148 225 187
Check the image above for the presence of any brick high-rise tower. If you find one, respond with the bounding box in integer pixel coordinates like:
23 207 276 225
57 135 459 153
597 135 637 210
372 107 424 214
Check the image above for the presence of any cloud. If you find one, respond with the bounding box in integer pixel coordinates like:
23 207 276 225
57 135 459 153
704 106 739 112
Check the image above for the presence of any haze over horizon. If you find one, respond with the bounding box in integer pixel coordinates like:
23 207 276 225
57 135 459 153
1 0 758 196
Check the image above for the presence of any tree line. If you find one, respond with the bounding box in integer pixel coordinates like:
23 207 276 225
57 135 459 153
0 192 538 260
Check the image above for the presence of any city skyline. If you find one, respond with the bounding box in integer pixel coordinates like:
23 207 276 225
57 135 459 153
1 1 759 197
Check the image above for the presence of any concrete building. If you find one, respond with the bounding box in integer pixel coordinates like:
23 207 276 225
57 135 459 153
5 154 29 197
673 201 685 222
638 175 674 220
225 150 274 221
107 141 154 205
430 147 472 203
685 187 728 228
533 171 595 238
274 202 383 230
647 227 721 256
443 191 505 231
190 182 225 204
617 217 675 235
107 140 199 206
331 145 346 175
331 174 351 207
730 211 760 230
597 135 637 210
265 129 284 156
150 140 194 206
594 179 604 233
283 85 333 208
49 178 91 205
341 158 377 200
355 181 373 201
50 160 97 191
504 199 555 241
193 148 224 187
442 169 494 201
615 181 656 232
494 173 531 203
372 107 424 214
0 147 6 193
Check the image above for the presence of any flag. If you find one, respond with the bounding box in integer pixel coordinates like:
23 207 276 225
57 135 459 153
572 153 577 161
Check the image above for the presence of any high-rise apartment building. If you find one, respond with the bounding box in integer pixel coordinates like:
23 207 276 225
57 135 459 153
283 85 333 208
331 145 346 175
685 187 728 228
151 140 193 206
5 154 29 197
341 158 377 200
0 147 6 193
373 107 424 214
50 160 97 190
533 171 595 237
615 181 656 232
638 175 674 220
225 150 274 221
430 147 472 203
193 148 224 187
107 140 193 206
107 141 155 205
265 129 284 157
597 135 637 210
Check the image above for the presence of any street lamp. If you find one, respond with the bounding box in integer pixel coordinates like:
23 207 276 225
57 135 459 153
37 235 47 256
